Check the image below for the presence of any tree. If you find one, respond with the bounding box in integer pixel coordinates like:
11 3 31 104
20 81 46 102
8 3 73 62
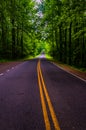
41 0 86 68
0 0 39 59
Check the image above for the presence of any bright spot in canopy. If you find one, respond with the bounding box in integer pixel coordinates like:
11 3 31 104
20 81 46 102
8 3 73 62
35 0 42 3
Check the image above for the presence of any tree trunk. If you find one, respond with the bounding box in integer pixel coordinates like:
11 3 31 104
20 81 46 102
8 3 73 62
12 19 16 59
55 28 58 57
59 24 62 61
64 28 67 63
17 26 19 45
69 22 72 65
11 0 16 59
21 22 24 57
81 17 85 67
1 13 6 58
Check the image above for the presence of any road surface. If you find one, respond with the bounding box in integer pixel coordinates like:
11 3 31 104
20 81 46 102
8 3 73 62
0 58 86 130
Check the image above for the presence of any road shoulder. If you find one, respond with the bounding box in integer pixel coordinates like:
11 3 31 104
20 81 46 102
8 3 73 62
0 62 22 74
52 61 86 81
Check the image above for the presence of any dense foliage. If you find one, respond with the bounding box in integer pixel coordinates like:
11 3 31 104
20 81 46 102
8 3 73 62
41 0 86 68
0 0 86 68
0 0 39 59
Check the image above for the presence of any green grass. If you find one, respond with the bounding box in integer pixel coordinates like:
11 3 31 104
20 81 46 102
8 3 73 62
71 65 86 72
21 55 35 61
45 54 53 60
0 59 14 63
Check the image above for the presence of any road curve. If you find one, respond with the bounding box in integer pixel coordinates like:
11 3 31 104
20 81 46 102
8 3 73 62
0 58 86 130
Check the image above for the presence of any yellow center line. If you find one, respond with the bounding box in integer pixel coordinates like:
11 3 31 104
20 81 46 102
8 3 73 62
38 60 61 130
37 61 51 130
37 60 61 130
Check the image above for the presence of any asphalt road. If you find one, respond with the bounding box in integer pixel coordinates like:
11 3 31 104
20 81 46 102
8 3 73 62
0 58 86 130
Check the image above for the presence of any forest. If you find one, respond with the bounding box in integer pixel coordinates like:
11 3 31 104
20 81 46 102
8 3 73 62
0 0 86 68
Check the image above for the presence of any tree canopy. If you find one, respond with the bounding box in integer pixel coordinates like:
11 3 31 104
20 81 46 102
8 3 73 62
40 0 86 67
0 0 86 68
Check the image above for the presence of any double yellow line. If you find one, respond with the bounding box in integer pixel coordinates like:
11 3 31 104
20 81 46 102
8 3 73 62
37 60 61 130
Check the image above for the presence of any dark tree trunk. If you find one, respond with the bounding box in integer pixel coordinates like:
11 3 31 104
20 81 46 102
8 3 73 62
1 14 6 58
17 26 19 45
12 19 16 59
59 24 62 61
64 28 67 63
21 22 24 57
55 28 58 56
69 22 72 65
81 18 85 67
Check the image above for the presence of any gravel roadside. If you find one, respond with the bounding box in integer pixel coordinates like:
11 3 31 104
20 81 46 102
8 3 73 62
53 62 86 80
0 61 22 74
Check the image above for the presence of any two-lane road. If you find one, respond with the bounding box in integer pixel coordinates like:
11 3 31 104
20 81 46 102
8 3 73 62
0 58 86 130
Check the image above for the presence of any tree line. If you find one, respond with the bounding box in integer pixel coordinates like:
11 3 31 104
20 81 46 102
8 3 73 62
0 0 39 59
0 0 86 68
41 0 86 68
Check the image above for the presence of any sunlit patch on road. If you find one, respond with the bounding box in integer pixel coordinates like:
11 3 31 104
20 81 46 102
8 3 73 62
0 73 4 76
6 69 10 72
38 54 45 59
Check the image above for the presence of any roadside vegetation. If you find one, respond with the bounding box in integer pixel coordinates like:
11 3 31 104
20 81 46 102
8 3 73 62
41 0 86 69
0 0 86 70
